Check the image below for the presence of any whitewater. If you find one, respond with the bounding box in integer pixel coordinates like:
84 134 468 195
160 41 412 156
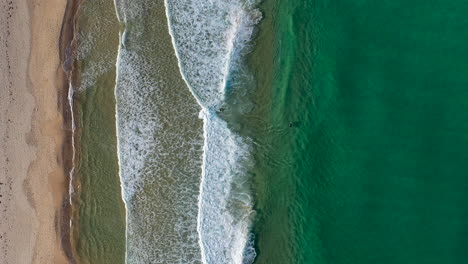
113 0 261 262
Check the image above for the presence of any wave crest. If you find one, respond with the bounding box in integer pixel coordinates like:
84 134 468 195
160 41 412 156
164 0 261 263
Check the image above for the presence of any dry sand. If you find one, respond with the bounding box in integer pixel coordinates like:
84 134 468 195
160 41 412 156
0 0 70 263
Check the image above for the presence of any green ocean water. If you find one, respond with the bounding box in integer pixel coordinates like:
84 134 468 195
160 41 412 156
72 0 125 263
251 0 468 263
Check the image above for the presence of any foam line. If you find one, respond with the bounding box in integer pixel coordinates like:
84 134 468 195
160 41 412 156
67 81 76 233
113 29 129 263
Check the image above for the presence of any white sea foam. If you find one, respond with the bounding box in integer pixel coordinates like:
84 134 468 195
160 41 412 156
198 111 256 264
114 38 204 263
164 0 261 108
68 81 76 234
113 0 204 262
113 32 128 262
75 6 120 92
164 0 261 263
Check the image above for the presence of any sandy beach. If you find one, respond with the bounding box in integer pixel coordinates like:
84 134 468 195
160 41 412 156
0 0 70 263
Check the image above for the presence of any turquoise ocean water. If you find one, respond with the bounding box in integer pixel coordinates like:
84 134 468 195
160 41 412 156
251 0 468 263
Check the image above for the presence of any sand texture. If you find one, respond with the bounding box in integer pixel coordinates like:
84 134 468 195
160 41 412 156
0 0 69 263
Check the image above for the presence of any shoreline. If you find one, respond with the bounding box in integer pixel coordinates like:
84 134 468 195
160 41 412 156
58 0 82 262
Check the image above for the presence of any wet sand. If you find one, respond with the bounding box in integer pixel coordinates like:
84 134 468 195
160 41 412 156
0 0 70 263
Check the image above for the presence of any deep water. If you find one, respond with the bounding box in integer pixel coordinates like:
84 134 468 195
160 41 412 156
250 0 468 263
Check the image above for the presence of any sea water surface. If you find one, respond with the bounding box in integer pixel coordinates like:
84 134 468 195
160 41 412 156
164 0 261 263
72 0 125 263
250 0 468 263
113 0 204 262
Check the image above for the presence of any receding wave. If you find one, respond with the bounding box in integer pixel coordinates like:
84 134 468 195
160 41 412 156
113 0 204 262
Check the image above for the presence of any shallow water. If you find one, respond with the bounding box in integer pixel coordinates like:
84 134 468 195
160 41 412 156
72 0 125 263
113 0 204 262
